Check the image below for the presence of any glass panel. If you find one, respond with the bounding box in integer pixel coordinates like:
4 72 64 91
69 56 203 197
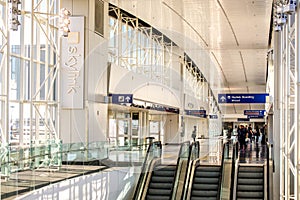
118 119 129 136
109 119 116 137
9 103 19 145
132 119 139 136
10 56 21 100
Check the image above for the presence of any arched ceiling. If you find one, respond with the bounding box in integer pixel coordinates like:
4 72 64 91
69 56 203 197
163 0 272 116
110 0 273 117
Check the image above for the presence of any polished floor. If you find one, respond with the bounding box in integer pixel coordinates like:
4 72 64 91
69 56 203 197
239 140 268 164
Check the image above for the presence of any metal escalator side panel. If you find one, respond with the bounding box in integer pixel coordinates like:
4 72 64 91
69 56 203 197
186 159 200 200
232 158 239 200
266 159 273 200
170 141 191 200
172 159 189 200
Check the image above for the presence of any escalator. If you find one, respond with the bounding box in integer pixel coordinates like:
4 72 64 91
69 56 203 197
134 141 199 200
146 164 177 200
231 142 273 200
236 165 264 200
190 165 221 199
186 141 228 200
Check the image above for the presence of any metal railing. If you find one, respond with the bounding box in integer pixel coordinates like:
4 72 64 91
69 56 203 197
0 139 154 178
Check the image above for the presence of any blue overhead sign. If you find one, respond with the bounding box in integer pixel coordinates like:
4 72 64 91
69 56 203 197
112 94 133 104
185 110 206 118
244 110 265 116
218 93 268 103
247 115 264 119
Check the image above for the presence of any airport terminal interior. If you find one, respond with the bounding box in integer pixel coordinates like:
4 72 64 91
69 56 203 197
0 0 299 199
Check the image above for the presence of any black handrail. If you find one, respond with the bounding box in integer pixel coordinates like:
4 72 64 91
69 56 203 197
217 141 229 199
229 141 239 200
133 141 162 200
170 141 190 199
181 141 200 200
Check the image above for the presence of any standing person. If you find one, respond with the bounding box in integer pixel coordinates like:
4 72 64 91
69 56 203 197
238 125 247 150
248 124 253 143
261 124 267 144
191 126 197 142
255 125 260 143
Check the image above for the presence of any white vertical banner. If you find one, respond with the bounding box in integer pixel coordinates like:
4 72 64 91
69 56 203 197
61 16 85 109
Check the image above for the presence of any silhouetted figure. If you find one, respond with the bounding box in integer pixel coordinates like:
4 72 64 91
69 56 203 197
248 124 253 143
191 126 196 142
255 126 260 143
238 125 247 151
261 124 267 144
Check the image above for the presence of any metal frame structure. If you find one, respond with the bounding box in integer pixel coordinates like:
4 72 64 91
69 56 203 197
108 5 173 87
0 0 61 175
276 3 300 199
108 5 222 136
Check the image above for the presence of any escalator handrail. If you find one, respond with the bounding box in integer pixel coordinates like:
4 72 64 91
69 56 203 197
170 141 191 200
133 141 162 200
217 141 229 199
181 141 200 200
230 141 239 200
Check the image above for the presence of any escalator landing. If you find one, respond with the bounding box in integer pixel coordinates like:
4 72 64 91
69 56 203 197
239 142 268 164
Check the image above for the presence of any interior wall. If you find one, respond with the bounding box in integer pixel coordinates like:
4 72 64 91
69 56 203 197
163 114 179 143
110 64 181 108
60 0 110 143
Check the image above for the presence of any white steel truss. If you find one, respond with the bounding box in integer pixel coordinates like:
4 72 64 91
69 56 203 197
0 0 61 175
108 6 173 87
276 5 300 199
108 5 221 137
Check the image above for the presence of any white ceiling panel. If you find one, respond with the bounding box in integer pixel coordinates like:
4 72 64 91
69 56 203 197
119 0 273 116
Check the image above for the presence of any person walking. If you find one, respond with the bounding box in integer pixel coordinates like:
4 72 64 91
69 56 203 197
191 126 197 142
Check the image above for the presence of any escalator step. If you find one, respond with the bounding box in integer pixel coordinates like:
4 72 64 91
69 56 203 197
239 167 263 173
193 177 219 184
238 172 263 178
195 171 220 178
154 165 176 171
238 178 264 185
237 191 264 198
152 170 175 176
191 190 218 197
196 166 220 171
238 184 264 191
236 199 265 200
146 195 170 200
191 197 218 200
192 183 218 190
149 182 173 189
151 176 174 183
147 188 171 195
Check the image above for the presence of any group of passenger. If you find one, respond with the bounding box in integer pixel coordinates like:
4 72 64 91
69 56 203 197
236 124 267 151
